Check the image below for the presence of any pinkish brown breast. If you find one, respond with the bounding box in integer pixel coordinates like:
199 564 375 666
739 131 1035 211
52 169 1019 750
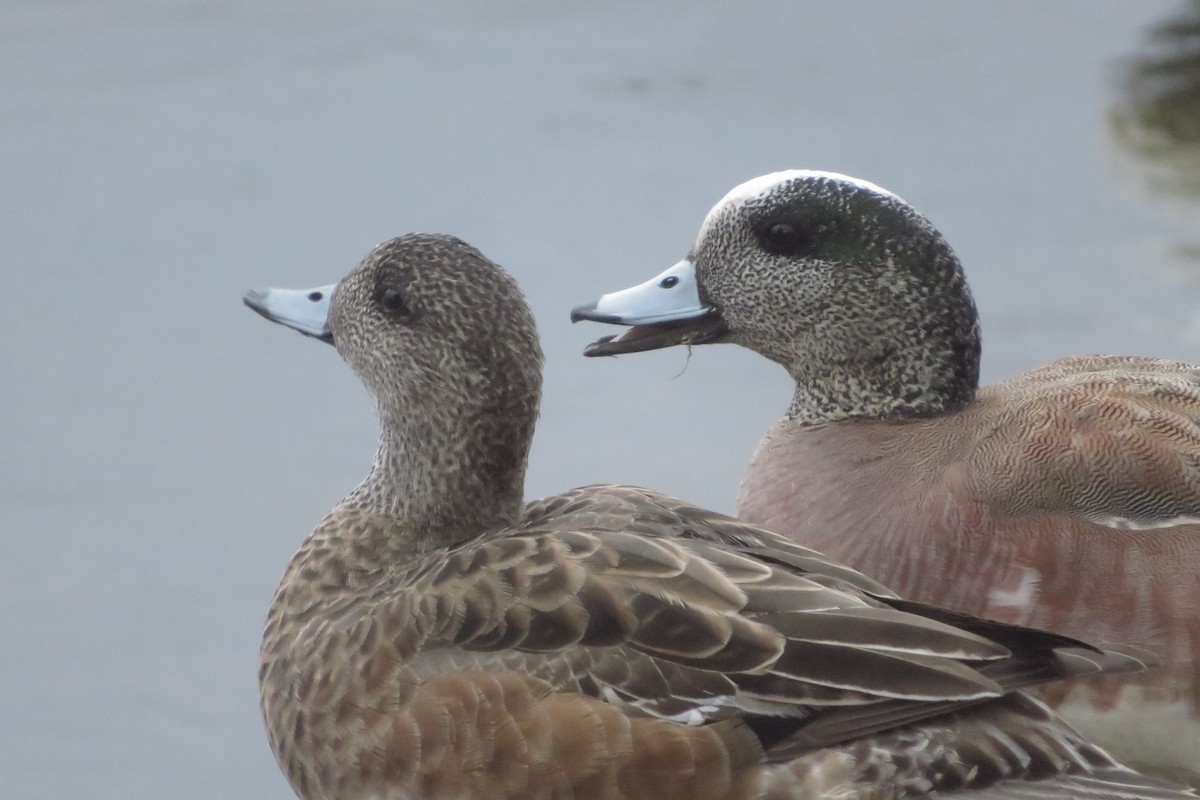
737 413 1200 783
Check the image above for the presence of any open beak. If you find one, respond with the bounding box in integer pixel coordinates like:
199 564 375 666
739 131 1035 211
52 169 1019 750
570 259 728 356
243 284 336 345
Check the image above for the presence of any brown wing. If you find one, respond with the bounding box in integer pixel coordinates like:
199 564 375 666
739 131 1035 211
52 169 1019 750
267 490 1183 800
399 485 1140 742
969 355 1200 529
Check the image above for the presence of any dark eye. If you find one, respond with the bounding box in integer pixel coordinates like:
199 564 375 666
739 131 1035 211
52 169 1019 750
378 287 409 316
759 221 809 256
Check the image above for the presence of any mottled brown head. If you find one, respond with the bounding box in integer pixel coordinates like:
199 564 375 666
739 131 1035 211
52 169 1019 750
575 171 982 424
246 233 544 538
328 234 543 423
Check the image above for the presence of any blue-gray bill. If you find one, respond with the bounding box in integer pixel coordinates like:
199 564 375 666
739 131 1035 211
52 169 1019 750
244 285 336 345
571 258 727 356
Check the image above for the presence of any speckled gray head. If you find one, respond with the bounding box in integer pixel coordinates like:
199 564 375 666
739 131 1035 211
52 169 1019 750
572 170 982 423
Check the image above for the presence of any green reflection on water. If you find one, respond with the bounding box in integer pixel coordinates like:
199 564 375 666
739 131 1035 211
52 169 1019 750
1112 0 1200 200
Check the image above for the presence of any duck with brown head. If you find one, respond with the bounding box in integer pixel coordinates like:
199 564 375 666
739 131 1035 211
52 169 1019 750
245 233 1194 800
573 170 1200 784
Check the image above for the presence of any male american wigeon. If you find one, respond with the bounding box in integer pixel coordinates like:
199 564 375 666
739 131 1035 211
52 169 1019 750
244 233 1194 799
573 170 1200 784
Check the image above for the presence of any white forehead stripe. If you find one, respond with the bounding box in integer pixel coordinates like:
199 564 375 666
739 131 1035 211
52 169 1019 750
695 170 904 248
716 170 900 208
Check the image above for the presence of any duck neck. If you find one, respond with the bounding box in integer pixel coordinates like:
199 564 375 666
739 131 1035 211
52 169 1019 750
783 338 980 424
782 250 982 425
345 387 538 550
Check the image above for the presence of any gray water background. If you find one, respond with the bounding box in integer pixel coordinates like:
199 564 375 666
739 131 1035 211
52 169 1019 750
4 1 1200 797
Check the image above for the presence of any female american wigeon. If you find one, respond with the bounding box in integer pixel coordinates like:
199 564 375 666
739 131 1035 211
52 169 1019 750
244 233 1192 799
573 170 1200 784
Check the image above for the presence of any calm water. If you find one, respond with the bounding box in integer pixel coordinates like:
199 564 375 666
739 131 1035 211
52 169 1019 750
3 1 1198 797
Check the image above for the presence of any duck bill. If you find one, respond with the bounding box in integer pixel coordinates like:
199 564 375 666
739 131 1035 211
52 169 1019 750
243 284 336 345
570 259 729 357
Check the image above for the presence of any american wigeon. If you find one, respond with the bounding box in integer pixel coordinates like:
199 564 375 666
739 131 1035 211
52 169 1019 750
572 170 1200 784
244 233 1194 799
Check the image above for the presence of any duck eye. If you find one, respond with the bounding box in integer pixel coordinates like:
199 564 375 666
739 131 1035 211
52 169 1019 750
759 221 809 255
378 287 409 315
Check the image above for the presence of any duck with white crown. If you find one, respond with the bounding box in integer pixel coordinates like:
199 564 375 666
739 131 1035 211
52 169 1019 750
573 170 1200 785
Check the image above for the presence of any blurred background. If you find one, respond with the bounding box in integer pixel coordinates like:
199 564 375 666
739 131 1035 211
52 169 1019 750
4 1 1200 797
